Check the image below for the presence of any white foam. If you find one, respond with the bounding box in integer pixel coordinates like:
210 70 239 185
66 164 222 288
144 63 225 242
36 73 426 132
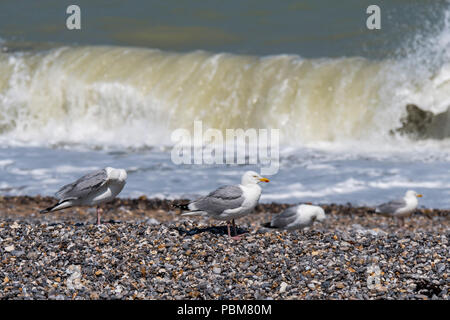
53 165 100 173
368 180 450 189
261 178 367 201
0 42 448 152
0 159 14 167
0 4 449 157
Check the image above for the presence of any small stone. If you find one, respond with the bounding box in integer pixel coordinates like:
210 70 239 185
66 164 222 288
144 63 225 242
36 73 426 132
279 282 288 293
11 250 24 257
335 282 346 289
10 222 20 229
146 218 159 225
90 292 100 299
66 265 84 290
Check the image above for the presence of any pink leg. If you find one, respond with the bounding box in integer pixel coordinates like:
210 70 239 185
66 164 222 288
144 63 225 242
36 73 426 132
97 207 102 225
230 219 242 241
397 217 404 228
227 221 232 237
232 219 238 236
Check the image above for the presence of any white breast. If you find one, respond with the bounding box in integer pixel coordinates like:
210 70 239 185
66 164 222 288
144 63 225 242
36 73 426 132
394 196 418 217
82 180 126 206
287 205 322 229
221 184 261 219
240 184 262 209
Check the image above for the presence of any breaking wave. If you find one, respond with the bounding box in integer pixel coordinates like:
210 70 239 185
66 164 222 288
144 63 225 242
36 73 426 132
0 7 448 150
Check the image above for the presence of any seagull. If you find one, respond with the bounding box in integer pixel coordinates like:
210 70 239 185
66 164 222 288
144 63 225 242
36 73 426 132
40 167 127 225
263 204 326 231
175 171 270 239
375 190 423 227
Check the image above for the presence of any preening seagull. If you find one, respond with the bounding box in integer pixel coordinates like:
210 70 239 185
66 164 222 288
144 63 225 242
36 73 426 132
264 204 326 231
375 190 422 226
175 171 270 239
40 167 127 225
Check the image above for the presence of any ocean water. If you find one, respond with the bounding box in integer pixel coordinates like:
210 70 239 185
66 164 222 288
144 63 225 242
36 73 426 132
0 1 449 208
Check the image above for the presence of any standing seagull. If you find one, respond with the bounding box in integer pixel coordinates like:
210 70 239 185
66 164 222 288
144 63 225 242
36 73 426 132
40 167 127 225
375 190 423 227
264 204 326 231
175 171 270 239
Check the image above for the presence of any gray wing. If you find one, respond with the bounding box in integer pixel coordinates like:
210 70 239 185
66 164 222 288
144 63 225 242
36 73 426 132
271 206 298 228
55 169 108 200
376 198 407 214
191 185 244 215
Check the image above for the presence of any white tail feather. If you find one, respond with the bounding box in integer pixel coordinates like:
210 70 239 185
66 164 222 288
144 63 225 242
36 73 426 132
181 211 208 217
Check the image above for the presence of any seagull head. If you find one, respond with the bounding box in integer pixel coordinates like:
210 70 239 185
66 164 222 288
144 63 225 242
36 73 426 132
405 190 422 199
300 204 326 223
241 171 270 185
106 167 128 182
315 207 326 222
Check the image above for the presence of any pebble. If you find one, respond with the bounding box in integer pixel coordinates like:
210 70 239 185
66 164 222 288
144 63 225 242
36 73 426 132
0 197 447 300
66 265 84 291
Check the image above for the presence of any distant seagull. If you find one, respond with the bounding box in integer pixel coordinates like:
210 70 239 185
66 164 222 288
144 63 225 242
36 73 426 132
175 171 270 240
40 167 127 225
264 204 326 231
375 190 423 227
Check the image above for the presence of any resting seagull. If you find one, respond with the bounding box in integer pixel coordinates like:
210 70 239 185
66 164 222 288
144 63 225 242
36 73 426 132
264 204 326 231
175 171 270 239
40 167 127 225
375 190 422 227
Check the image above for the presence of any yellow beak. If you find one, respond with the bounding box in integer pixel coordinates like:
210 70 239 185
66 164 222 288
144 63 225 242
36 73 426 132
260 177 270 183
416 194 423 198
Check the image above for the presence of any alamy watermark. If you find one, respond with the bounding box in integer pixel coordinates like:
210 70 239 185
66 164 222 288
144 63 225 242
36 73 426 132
366 5 381 30
66 5 81 30
170 121 280 175
66 5 380 31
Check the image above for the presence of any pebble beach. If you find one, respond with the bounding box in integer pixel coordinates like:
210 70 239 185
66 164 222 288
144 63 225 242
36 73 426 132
0 196 448 300
1 0 449 307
